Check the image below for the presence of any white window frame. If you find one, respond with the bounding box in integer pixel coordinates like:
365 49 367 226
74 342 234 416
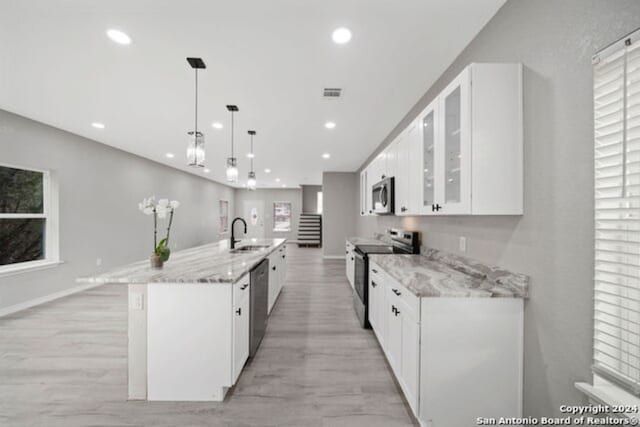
273 201 292 232
576 28 640 414
0 163 61 277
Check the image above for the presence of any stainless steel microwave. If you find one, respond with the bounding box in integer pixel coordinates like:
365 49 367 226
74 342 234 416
372 177 394 215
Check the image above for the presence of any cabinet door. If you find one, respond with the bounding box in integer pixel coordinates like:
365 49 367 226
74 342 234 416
233 289 250 383
420 100 439 214
395 132 410 215
368 275 381 333
386 292 402 375
268 255 279 314
437 68 471 214
385 141 397 181
360 171 367 216
278 248 287 293
407 119 423 214
365 166 373 215
401 311 420 412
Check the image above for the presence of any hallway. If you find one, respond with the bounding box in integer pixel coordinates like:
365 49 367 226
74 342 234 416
0 245 415 426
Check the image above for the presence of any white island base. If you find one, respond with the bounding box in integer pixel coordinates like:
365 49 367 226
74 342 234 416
128 278 251 402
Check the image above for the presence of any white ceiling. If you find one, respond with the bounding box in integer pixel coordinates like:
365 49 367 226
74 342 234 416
0 0 505 188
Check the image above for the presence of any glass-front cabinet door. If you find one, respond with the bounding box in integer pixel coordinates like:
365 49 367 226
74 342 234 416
421 100 438 213
437 68 471 214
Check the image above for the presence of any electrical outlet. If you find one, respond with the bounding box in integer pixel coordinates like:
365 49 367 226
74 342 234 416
96 258 102 267
131 293 144 310
459 236 467 253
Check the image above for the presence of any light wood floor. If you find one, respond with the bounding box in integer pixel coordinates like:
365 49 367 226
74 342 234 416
0 246 415 426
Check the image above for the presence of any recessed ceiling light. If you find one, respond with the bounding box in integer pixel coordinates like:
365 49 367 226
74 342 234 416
106 29 132 45
324 121 336 129
322 153 331 159
165 153 175 158
264 168 271 173
212 122 223 129
282 184 286 188
91 122 105 129
332 27 352 44
204 168 210 173
275 178 281 182
247 153 255 158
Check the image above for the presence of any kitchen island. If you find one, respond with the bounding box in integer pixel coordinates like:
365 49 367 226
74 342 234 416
77 238 287 402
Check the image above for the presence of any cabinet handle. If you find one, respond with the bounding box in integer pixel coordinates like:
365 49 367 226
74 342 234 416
401 207 407 212
369 210 372 214
241 284 249 290
272 266 277 271
372 268 378 273
346 251 349 254
371 281 377 288
431 204 436 212
381 174 386 179
395 307 400 317
391 305 395 313
435 204 442 211
236 308 242 316
392 288 401 296
351 257 354 261
282 255 285 259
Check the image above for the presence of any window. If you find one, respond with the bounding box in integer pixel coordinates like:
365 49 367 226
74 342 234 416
219 200 229 234
317 191 323 214
591 30 640 397
0 164 59 273
273 201 292 232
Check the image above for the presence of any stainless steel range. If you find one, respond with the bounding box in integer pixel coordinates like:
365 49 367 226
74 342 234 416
352 229 420 328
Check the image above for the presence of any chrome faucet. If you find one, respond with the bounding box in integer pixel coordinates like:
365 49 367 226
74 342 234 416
230 217 247 249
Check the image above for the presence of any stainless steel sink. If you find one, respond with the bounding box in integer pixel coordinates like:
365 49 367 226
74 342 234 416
230 245 270 253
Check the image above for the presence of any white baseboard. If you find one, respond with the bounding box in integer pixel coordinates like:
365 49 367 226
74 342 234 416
322 255 346 260
0 282 102 318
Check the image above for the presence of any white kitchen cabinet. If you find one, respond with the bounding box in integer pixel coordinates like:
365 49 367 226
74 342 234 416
360 63 523 216
346 241 355 288
419 63 523 215
385 287 402 376
394 132 410 215
369 262 523 425
368 264 385 344
268 246 286 314
232 275 250 383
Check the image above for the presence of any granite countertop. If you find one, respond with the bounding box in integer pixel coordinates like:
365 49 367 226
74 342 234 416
77 238 286 285
347 236 390 246
369 248 529 298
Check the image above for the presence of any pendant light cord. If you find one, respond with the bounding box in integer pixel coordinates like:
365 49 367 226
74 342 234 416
231 111 235 158
195 69 198 136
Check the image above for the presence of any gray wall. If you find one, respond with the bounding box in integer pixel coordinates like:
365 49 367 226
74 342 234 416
355 0 640 417
301 185 322 214
0 109 235 312
233 188 302 241
323 172 357 257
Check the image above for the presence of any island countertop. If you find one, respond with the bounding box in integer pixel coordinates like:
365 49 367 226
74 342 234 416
77 238 286 285
369 248 529 298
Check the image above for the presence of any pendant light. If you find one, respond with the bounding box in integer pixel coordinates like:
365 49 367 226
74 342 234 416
247 130 257 190
186 57 206 167
225 105 239 182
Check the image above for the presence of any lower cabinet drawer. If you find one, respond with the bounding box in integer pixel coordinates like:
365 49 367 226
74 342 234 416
387 280 420 321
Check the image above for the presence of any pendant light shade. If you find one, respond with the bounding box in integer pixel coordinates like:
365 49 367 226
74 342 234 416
186 57 206 168
187 131 205 167
247 130 257 190
226 157 238 182
226 105 239 183
247 171 257 190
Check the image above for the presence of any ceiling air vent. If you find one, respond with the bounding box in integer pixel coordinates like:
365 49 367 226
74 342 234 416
323 88 342 99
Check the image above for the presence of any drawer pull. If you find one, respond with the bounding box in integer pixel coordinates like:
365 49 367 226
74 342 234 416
372 268 378 273
371 281 377 288
240 284 249 290
236 308 242 316
392 289 401 296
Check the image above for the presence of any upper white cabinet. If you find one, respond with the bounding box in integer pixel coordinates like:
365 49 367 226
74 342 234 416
362 63 523 216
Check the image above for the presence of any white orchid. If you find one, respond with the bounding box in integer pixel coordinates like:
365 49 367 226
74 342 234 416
138 196 180 262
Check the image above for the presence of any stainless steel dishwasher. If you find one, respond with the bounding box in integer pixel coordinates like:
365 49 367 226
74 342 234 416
249 258 269 357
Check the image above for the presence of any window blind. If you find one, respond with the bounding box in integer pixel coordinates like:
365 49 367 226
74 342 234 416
593 29 640 394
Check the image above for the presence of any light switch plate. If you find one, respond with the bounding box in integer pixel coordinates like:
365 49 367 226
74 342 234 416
131 293 144 310
459 236 467 253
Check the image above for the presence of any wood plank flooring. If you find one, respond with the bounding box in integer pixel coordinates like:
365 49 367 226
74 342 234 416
0 246 415 426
